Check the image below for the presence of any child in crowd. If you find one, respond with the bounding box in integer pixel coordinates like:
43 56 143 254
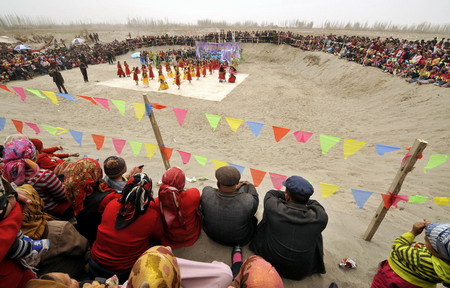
103 156 143 193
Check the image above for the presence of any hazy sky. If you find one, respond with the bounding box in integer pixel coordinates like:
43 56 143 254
3 0 450 26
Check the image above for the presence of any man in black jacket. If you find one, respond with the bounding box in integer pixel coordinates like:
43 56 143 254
49 69 68 94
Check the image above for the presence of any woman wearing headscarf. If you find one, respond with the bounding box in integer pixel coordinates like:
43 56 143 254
2 139 73 220
64 158 121 247
90 173 163 283
228 255 283 288
157 167 201 249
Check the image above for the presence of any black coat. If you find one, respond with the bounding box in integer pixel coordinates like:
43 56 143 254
49 71 64 84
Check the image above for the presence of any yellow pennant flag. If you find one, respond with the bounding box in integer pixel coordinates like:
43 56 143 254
144 143 158 159
55 127 68 136
42 90 59 105
225 117 243 132
212 160 228 170
434 197 449 205
320 182 340 198
343 139 367 159
133 103 146 121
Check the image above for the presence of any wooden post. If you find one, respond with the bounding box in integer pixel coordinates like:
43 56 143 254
143 94 171 170
363 139 428 241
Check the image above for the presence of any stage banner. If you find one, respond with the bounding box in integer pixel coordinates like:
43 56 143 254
195 41 241 63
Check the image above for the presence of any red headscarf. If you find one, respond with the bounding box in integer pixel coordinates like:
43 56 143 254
158 167 186 229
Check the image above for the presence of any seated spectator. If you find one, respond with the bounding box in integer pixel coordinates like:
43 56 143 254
157 167 201 249
64 158 121 247
103 156 142 193
250 175 328 280
29 138 78 176
201 166 258 246
370 221 450 288
229 255 283 288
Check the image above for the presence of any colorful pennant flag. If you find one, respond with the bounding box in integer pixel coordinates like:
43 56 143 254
111 99 126 116
55 127 68 136
112 138 127 154
160 146 173 161
26 88 45 99
93 97 110 111
246 121 265 137
0 84 13 93
25 122 40 134
212 160 228 169
78 95 97 105
56 93 77 102
41 125 58 136
11 120 23 133
293 131 313 143
91 134 105 150
423 154 449 173
250 168 266 187
193 155 208 166
225 117 243 132
177 150 192 164
11 86 26 101
129 141 143 156
382 193 409 209
320 134 341 155
344 139 367 159
145 104 153 116
320 182 340 198
149 103 167 110
272 126 291 142
133 102 146 121
144 143 158 159
0 117 5 131
376 144 401 156
205 113 221 131
42 91 59 105
173 108 188 126
433 197 449 205
229 164 245 175
351 189 373 209
269 172 287 190
69 130 83 146
408 195 428 203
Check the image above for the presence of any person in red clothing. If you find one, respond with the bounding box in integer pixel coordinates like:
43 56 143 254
29 138 79 175
90 173 163 283
157 167 201 249
117 61 126 78
123 61 131 77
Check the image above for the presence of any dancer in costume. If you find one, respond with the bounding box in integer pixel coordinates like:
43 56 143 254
202 62 207 77
175 68 181 90
167 67 174 78
124 61 131 77
228 66 237 83
196 64 201 80
142 71 149 88
149 64 155 80
133 67 140 85
117 61 126 78
219 65 226 82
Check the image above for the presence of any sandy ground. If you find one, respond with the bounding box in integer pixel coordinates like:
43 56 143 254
1 36 450 287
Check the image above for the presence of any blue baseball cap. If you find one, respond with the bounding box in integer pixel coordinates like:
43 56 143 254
282 176 314 196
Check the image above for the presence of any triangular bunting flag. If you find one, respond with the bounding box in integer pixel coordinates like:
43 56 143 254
269 172 287 190
55 127 68 136
423 154 449 173
78 95 98 105
193 155 208 166
149 103 167 110
11 120 24 133
11 86 26 101
177 150 192 164
25 122 41 134
133 102 146 121
382 194 393 209
434 197 449 205
69 130 83 146
26 88 45 99
41 125 58 136
212 160 228 169
56 93 77 101
225 117 243 132
42 91 59 105
145 103 153 116
91 134 105 150
111 99 126 116
293 131 313 143
173 108 188 126
351 189 373 209
250 168 266 187
320 134 341 155
246 121 265 137
0 84 13 93
112 138 127 154
272 126 291 142
93 97 110 111
344 139 367 159
0 117 6 131
205 113 222 131
229 164 245 175
129 141 143 157
160 146 173 161
144 143 158 159
320 182 340 198
376 144 401 156
408 195 428 203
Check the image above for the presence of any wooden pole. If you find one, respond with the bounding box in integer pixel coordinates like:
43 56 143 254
143 94 171 170
363 139 428 241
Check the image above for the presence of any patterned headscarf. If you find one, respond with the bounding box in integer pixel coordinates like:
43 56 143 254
158 167 186 229
64 158 112 216
426 223 450 260
4 133 29 146
116 173 153 230
230 255 284 288
2 139 39 185
127 246 180 288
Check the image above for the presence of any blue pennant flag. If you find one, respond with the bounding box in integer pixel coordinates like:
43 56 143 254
69 130 83 146
56 93 77 102
229 164 245 175
246 121 265 137
0 117 5 131
145 103 153 116
376 144 401 156
351 189 374 209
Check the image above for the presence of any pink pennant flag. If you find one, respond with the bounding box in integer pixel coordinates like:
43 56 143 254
93 97 110 111
25 122 41 134
112 138 127 154
269 172 287 190
293 131 313 143
177 150 192 164
173 108 188 126
11 86 27 101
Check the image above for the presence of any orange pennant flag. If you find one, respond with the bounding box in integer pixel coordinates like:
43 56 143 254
91 134 105 150
78 95 98 105
250 168 266 187
160 146 173 161
11 120 24 133
272 126 291 142
0 85 13 93
149 103 167 110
